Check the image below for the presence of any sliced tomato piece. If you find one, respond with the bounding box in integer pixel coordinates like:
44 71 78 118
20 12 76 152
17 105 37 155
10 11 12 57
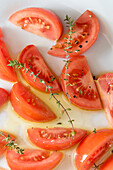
0 88 9 107
75 129 113 170
0 33 17 82
9 8 63 41
97 73 113 127
27 127 87 150
48 10 99 58
10 82 56 122
6 149 63 170
61 55 102 110
99 155 113 170
0 28 3 38
0 131 15 157
19 45 61 93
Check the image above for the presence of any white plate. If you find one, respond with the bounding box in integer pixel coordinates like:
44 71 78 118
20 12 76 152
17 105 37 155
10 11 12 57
0 0 113 169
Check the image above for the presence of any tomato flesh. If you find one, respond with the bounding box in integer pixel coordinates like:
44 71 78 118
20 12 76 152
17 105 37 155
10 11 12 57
61 55 102 110
75 129 113 170
9 8 63 41
27 127 87 150
10 82 56 122
48 10 99 58
0 131 15 157
99 155 113 170
0 38 17 82
0 88 9 107
97 73 113 127
6 149 63 170
19 45 61 93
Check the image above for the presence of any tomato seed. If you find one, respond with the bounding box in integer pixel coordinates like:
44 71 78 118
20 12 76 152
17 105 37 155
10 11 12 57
38 19 42 24
45 25 50 29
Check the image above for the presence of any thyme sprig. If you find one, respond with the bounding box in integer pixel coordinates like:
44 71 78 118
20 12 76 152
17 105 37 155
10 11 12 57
0 132 24 154
93 163 103 170
8 60 75 138
63 15 75 100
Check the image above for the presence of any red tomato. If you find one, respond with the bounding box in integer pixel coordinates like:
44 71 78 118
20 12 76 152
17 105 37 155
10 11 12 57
0 28 3 38
97 73 113 127
27 127 87 150
61 55 102 110
6 149 63 170
0 131 15 157
9 8 63 41
75 129 113 170
99 155 113 170
0 88 9 107
48 10 99 58
0 33 17 82
19 45 61 93
10 82 56 122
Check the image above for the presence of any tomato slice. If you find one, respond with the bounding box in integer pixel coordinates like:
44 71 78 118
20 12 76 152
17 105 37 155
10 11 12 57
27 127 87 151
0 28 3 38
9 7 63 41
6 149 63 170
0 88 9 107
61 55 102 110
10 82 56 122
75 129 113 170
99 155 113 170
48 10 99 58
19 45 61 93
97 73 113 127
0 131 15 157
0 33 17 82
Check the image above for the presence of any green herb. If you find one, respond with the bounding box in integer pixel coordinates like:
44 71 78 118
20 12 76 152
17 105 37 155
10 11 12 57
63 15 75 102
8 60 75 139
80 90 83 96
93 163 103 170
93 128 97 133
89 15 92 18
0 132 24 154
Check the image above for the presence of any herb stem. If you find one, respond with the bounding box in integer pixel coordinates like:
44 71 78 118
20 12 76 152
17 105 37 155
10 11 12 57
8 60 75 138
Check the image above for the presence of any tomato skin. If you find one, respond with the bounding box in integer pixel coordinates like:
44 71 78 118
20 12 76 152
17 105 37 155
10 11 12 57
27 127 87 151
10 82 56 122
75 129 113 170
48 10 99 58
19 45 61 93
9 8 63 41
0 131 15 157
0 37 17 82
0 28 3 38
6 149 63 170
99 155 113 170
61 55 102 110
97 73 113 127
0 88 9 107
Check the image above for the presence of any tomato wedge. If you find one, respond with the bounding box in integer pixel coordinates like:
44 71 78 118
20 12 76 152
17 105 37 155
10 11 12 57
61 55 102 110
0 131 15 157
10 82 56 122
19 45 61 93
99 155 113 170
0 36 17 82
48 10 99 58
9 7 63 41
6 149 63 170
0 28 3 38
0 88 9 107
75 129 113 170
27 127 87 151
97 73 113 127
